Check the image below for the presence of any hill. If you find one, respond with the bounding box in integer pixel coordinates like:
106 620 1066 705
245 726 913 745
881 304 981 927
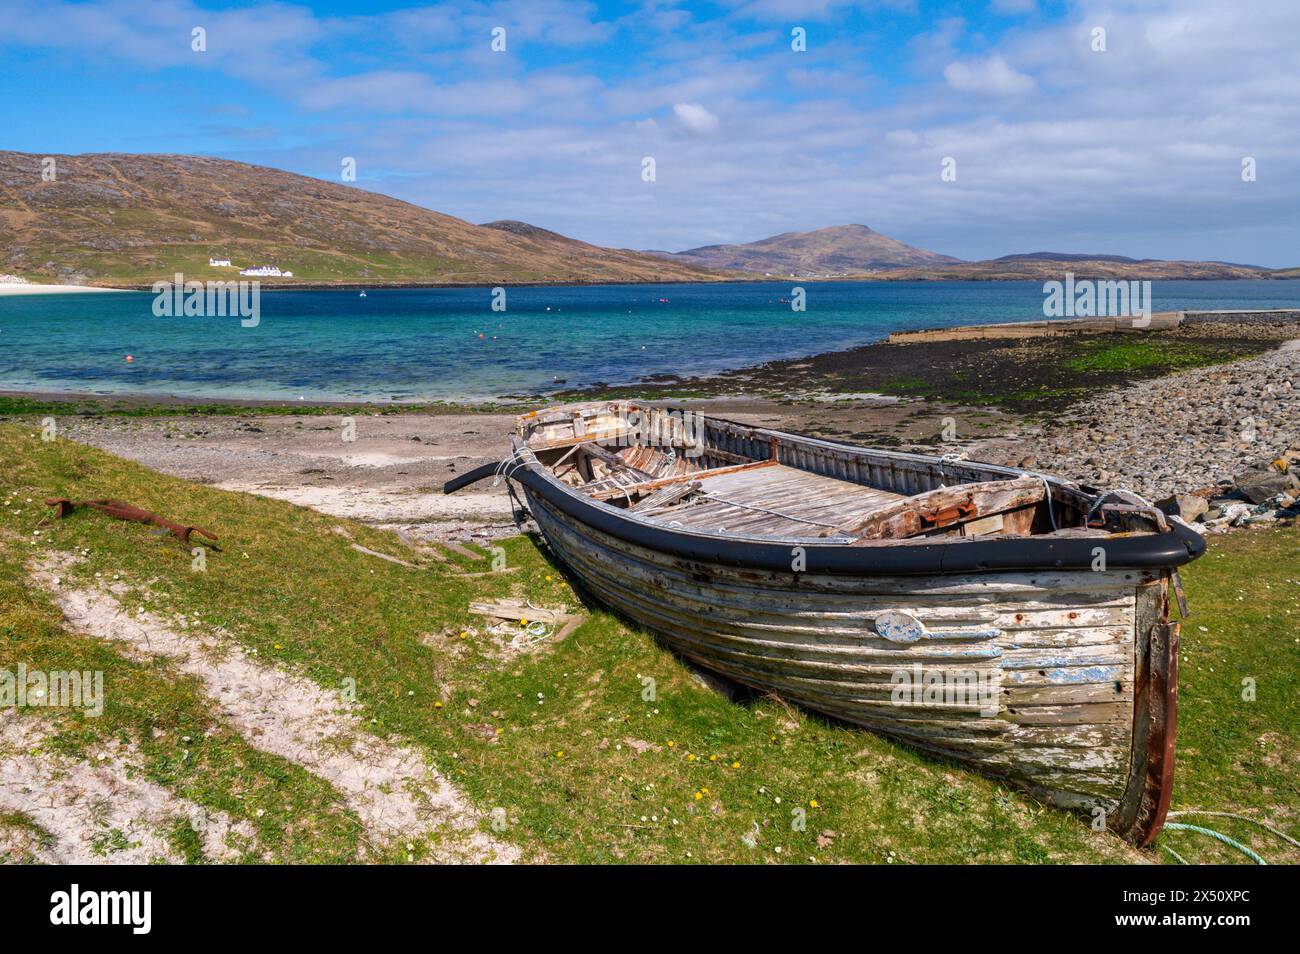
0 152 724 286
857 258 1275 281
661 223 962 276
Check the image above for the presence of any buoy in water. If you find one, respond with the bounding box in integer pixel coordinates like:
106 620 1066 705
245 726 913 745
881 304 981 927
125 355 134 363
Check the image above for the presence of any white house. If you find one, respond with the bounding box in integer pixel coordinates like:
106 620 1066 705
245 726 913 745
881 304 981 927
239 265 283 277
209 257 233 267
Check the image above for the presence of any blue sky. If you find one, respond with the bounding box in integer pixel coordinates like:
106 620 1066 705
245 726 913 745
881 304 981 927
2 0 1297 265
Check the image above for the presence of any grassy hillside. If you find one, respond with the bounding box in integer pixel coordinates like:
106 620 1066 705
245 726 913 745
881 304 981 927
0 152 724 287
0 424 1294 863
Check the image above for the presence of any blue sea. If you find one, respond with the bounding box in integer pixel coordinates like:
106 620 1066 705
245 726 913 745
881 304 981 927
1 281 1295 403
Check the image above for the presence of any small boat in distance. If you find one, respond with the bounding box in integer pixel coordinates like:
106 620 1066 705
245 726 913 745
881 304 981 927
359 290 367 298
445 400 1205 845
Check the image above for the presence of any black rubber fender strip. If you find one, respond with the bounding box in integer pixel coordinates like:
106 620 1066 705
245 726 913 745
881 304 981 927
509 457 1207 576
442 460 505 495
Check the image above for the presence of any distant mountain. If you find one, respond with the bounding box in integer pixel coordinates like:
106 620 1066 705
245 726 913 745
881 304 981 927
993 251 1145 264
859 258 1275 281
661 224 962 276
658 228 1279 280
0 152 725 286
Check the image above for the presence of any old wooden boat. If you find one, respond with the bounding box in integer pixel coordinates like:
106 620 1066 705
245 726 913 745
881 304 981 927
445 400 1205 845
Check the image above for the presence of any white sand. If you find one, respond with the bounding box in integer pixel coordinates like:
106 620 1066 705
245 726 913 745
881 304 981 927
0 282 128 296
33 555 520 864
0 711 256 864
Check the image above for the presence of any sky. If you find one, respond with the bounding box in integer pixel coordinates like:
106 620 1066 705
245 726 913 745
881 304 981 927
1 0 1297 265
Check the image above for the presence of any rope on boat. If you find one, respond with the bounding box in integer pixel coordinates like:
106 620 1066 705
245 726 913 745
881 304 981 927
1016 471 1060 531
492 448 533 531
1085 487 1159 523
1162 823 1268 864
493 447 531 486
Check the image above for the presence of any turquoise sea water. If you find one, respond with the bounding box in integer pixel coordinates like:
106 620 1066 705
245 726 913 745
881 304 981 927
0 281 1295 402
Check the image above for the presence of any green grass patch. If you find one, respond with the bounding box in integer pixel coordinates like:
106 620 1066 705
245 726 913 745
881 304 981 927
1063 338 1256 374
1154 529 1300 864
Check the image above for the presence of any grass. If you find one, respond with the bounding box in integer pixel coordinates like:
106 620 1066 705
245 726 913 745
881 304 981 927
1154 530 1300 864
1062 338 1257 374
1 422 1295 864
788 334 1267 415
0 809 55 863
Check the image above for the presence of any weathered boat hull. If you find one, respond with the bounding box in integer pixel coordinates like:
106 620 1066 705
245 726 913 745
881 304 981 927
465 404 1200 844
525 487 1178 843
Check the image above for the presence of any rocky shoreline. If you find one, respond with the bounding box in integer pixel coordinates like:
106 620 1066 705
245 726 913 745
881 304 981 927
974 343 1300 533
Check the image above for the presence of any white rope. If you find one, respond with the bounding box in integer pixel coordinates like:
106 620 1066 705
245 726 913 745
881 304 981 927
1086 487 1158 522
1020 472 1059 531
510 620 551 649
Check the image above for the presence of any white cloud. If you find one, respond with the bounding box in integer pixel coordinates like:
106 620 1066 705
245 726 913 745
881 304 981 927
943 55 1035 95
672 103 721 135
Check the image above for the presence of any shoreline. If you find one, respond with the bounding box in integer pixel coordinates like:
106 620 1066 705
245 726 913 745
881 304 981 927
6 310 1296 548
0 283 130 296
10 274 1300 293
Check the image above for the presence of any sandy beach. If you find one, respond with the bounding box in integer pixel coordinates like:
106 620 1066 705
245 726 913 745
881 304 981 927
46 395 997 544
0 282 127 296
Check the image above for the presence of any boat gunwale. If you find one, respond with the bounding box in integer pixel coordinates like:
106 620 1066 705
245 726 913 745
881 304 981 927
508 411 1206 575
